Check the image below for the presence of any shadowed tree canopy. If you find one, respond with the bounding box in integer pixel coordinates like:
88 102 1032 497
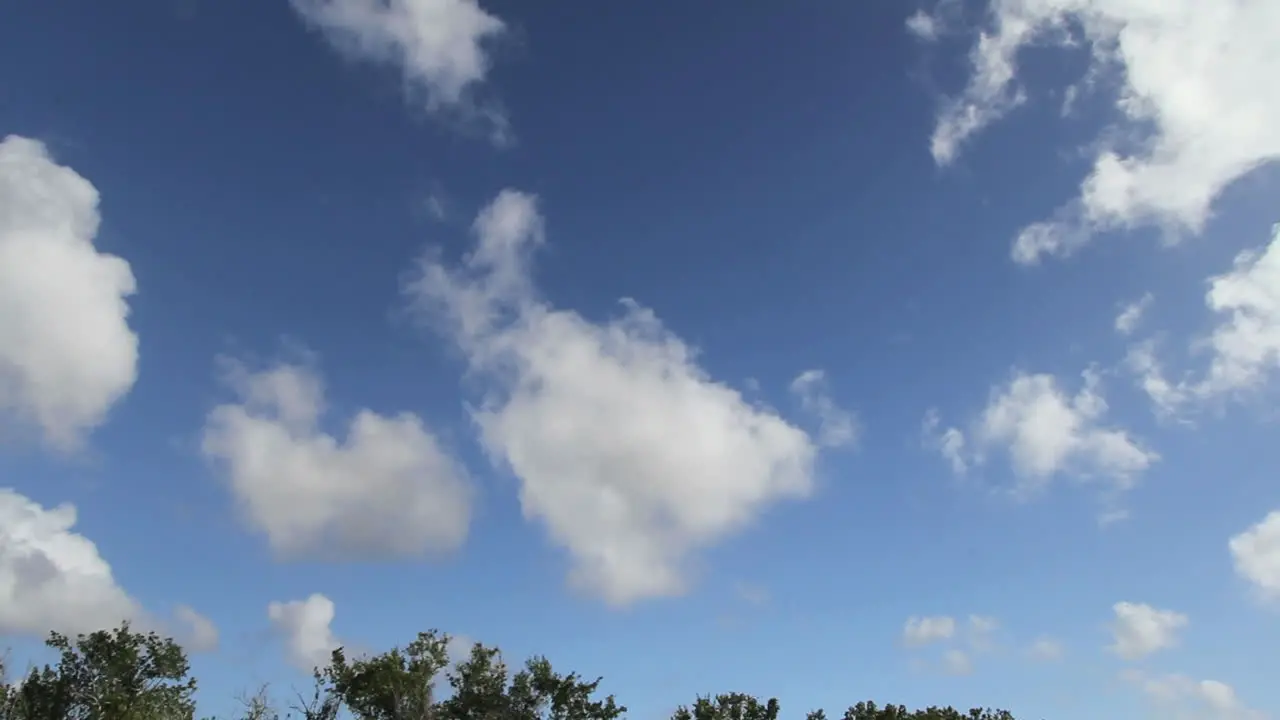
0 625 1029 720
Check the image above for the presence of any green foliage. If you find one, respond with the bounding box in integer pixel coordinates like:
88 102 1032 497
672 699 1019 720
0 622 197 720
1 625 1027 720
316 631 624 720
672 693 780 720
837 701 1016 720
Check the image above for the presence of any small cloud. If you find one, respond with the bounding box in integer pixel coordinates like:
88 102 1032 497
174 605 219 653
289 0 511 142
903 615 955 647
201 359 472 560
790 370 858 449
426 192 448 221
1115 293 1154 336
941 648 972 676
1108 602 1187 660
905 10 941 42
1230 510 1280 602
1028 637 1064 661
268 594 340 672
1124 670 1264 720
925 370 1156 520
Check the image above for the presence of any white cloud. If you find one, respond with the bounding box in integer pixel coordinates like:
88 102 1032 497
408 190 825 606
789 370 858 449
1125 223 1280 414
1028 637 1064 661
941 648 973 676
905 10 942 42
1197 225 1280 397
1115 293 1154 336
268 594 340 672
1124 670 1264 720
0 489 215 646
201 360 471 560
903 615 956 647
290 0 508 139
926 370 1157 504
920 0 1280 263
1124 340 1188 420
1108 601 1187 660
1229 510 1280 602
0 135 138 450
922 408 969 475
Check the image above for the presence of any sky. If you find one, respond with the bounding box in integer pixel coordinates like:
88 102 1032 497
1 0 1279 718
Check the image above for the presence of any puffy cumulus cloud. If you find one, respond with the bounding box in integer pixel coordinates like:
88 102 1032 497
1108 601 1187 660
1229 510 1280 602
408 190 826 606
902 615 956 647
0 489 216 647
918 0 1280 263
201 360 471 560
1126 223 1280 415
290 0 509 139
0 135 138 449
789 370 858 449
268 594 340 672
925 370 1157 508
1123 671 1264 720
1115 293 1154 336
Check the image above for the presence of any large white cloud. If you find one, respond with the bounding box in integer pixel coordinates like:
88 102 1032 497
1108 601 1187 660
201 360 471 560
268 594 340 672
0 135 138 449
408 190 831 605
290 0 508 138
1229 511 1280 602
916 0 1280 263
0 488 217 648
925 369 1157 511
1127 223 1280 414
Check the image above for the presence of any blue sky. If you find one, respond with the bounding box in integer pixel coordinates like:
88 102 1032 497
1 1 1279 718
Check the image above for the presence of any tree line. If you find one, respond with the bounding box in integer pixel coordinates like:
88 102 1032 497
0 624 1025 720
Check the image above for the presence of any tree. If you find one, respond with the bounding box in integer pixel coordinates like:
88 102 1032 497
674 698 1019 720
672 693 780 720
315 630 625 720
0 622 197 720
3 624 1028 720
